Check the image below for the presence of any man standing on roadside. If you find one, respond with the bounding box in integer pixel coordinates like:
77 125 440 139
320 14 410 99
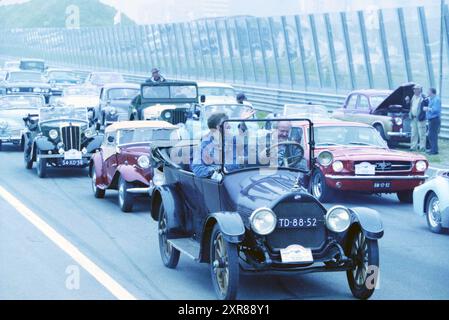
408 84 428 152
425 88 442 155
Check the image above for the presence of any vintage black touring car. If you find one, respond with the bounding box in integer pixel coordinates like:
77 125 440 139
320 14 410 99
149 117 384 300
128 81 198 125
23 106 102 178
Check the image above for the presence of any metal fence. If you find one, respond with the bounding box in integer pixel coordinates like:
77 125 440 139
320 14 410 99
0 3 448 137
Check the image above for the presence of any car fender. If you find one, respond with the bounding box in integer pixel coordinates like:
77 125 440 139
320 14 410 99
85 135 103 153
116 164 150 186
415 177 449 226
34 136 55 152
349 207 384 240
204 212 245 244
151 184 185 237
89 152 106 185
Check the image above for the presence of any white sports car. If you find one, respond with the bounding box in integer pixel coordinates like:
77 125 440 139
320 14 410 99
413 171 449 234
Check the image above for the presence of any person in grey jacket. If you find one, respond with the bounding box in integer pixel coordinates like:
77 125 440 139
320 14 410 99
407 84 428 151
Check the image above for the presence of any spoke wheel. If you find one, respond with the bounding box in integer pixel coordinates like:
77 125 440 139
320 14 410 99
426 193 443 234
91 165 105 199
210 225 239 300
346 230 379 300
158 204 180 268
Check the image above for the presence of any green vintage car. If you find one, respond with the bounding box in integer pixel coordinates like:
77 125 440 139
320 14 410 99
333 83 415 147
128 81 198 125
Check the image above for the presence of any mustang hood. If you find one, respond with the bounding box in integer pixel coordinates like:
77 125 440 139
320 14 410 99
327 147 426 161
374 83 415 114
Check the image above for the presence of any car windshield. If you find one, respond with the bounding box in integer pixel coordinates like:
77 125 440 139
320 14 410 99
207 119 310 174
90 73 124 84
108 88 139 100
48 71 78 81
20 60 45 71
198 87 236 97
369 95 389 108
7 72 43 82
315 126 387 147
142 85 197 99
0 96 44 109
283 104 329 119
118 128 177 145
39 107 87 122
63 86 99 96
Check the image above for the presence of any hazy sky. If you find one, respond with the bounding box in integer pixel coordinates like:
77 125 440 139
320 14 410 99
0 0 441 24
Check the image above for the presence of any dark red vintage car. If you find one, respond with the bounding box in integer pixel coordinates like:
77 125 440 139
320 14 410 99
89 120 179 212
291 119 428 203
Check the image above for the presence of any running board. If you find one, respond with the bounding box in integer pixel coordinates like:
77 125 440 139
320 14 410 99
168 238 201 261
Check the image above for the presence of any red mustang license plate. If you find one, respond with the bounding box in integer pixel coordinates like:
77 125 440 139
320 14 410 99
373 182 391 189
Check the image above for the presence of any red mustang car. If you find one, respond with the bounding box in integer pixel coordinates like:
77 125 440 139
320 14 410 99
291 119 428 203
90 120 179 212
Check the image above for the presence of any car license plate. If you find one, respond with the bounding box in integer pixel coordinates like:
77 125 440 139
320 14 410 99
62 159 83 166
64 149 82 160
373 181 391 189
277 217 318 229
280 245 313 263
355 162 376 175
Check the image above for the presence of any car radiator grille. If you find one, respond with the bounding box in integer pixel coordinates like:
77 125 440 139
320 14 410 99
354 161 412 172
61 125 81 151
266 200 326 250
169 109 187 125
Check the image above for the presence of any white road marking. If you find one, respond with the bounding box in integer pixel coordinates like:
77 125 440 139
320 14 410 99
0 185 137 300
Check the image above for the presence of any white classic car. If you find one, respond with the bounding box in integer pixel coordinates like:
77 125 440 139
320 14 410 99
413 171 449 234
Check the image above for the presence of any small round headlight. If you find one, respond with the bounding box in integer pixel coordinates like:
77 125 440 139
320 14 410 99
332 160 344 172
317 151 333 167
164 111 172 119
250 208 277 236
326 206 351 233
49 129 59 140
416 160 427 172
138 155 150 169
84 128 95 138
395 117 403 126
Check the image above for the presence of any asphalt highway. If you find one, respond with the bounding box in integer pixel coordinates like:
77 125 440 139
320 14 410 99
1 146 448 300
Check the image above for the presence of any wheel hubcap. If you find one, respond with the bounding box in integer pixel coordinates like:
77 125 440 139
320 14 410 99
428 197 441 228
351 232 369 287
118 181 125 205
213 233 229 295
92 171 97 193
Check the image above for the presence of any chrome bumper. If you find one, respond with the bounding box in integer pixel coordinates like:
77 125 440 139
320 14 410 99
0 135 21 143
37 153 93 159
387 131 410 137
126 187 150 194
325 174 428 180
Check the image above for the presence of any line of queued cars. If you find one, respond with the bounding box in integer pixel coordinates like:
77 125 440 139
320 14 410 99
1 57 448 301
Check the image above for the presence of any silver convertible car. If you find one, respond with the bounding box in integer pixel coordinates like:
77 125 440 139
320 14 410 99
0 94 46 150
414 171 449 234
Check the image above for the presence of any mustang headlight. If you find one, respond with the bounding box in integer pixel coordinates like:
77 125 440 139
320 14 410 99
317 151 333 167
138 155 150 169
326 206 351 233
49 129 59 140
332 160 344 172
416 160 427 172
250 208 277 236
84 128 96 139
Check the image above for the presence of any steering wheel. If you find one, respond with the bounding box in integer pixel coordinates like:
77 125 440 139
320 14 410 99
260 141 305 168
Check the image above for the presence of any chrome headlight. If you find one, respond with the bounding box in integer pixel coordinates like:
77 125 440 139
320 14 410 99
153 169 165 186
49 129 59 140
416 160 427 172
394 117 403 126
138 155 150 169
326 206 351 233
332 160 344 173
163 110 172 119
84 128 96 138
317 151 333 167
250 208 277 236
